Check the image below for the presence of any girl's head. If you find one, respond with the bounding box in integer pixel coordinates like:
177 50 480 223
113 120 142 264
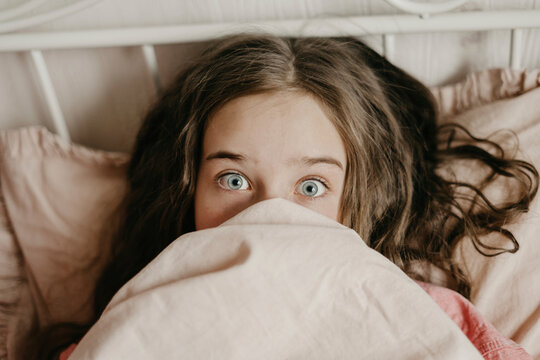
195 90 347 229
129 35 436 247
102 33 535 311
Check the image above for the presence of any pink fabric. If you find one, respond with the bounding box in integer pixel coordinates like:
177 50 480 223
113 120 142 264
0 127 128 327
64 200 484 359
416 281 532 360
60 280 531 360
59 343 76 360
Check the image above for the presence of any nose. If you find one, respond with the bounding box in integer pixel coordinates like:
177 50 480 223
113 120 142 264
253 184 290 204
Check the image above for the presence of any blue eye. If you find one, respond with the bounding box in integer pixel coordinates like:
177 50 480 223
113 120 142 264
298 179 326 197
218 173 249 190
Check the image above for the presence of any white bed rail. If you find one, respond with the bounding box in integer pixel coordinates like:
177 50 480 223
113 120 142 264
1 9 539 141
1 10 539 51
29 50 71 141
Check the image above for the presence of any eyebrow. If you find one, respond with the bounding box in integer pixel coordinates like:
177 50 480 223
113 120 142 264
205 151 344 170
205 151 246 161
299 156 344 170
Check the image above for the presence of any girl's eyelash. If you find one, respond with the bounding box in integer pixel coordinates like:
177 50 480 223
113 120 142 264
297 176 332 201
216 171 241 180
215 171 251 188
302 176 331 190
214 173 331 195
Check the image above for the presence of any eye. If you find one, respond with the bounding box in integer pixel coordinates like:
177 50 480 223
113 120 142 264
297 179 326 197
217 173 250 191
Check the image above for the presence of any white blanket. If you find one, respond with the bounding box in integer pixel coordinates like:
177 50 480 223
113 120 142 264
70 199 482 359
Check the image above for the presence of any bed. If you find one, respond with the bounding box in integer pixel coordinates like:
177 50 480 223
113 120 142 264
0 0 540 359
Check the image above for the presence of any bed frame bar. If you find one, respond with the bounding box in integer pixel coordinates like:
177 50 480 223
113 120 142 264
1 10 539 51
2 9 539 142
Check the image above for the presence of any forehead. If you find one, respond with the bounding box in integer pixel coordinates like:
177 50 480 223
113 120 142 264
203 91 346 161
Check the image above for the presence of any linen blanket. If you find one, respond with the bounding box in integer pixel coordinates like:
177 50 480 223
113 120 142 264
68 199 483 359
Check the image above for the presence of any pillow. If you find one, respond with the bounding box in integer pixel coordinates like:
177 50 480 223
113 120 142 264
0 127 128 358
432 69 540 357
0 187 23 360
0 68 539 358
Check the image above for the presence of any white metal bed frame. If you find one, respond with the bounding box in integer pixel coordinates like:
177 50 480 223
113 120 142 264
0 0 539 142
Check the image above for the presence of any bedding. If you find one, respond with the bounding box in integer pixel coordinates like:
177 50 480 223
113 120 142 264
0 68 539 359
0 129 128 359
0 127 128 325
68 199 485 359
433 69 540 357
60 282 532 359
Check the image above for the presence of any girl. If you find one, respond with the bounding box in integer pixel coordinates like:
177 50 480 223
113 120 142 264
31 35 537 359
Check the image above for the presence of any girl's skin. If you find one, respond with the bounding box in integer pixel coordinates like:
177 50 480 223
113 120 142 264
194 90 347 230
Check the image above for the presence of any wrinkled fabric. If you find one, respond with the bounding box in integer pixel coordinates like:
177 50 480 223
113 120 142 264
417 282 532 360
68 199 483 360
61 281 533 360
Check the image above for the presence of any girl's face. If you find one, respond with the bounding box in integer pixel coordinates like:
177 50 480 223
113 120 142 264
194 91 347 230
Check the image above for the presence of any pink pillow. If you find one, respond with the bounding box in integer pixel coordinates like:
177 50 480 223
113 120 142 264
432 69 540 357
0 68 539 357
0 127 128 328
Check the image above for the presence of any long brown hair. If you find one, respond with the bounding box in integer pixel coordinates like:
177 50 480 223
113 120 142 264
30 35 538 359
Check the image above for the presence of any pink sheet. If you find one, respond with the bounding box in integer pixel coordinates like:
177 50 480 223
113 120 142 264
69 199 484 359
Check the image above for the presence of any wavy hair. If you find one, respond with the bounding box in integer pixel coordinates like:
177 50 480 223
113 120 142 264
30 35 538 359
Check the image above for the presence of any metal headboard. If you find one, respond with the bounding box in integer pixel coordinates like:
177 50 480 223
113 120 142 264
1 0 539 142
